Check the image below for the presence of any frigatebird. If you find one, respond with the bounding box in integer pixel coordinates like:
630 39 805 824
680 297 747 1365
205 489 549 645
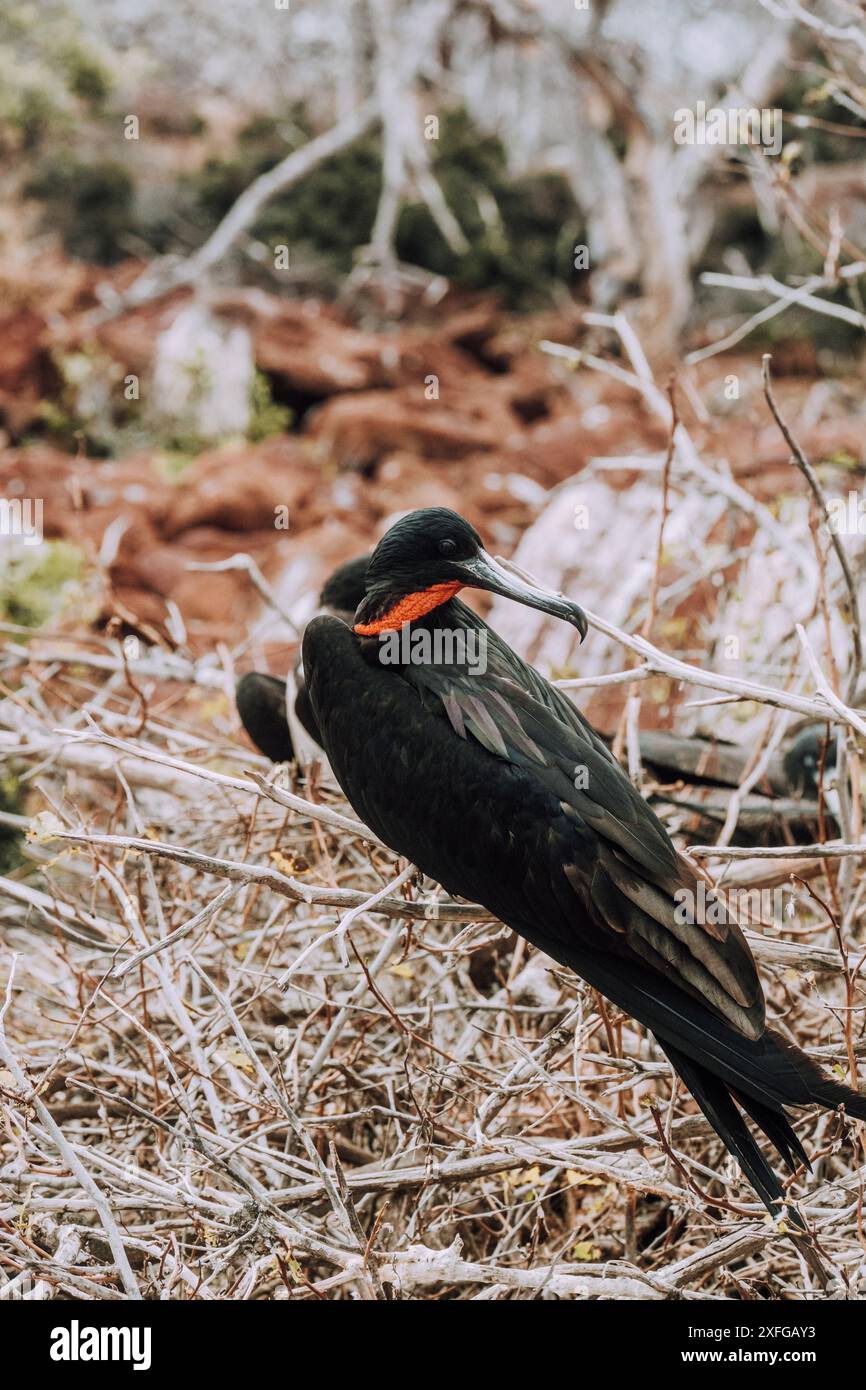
236 555 833 831
235 553 369 761
302 506 866 1223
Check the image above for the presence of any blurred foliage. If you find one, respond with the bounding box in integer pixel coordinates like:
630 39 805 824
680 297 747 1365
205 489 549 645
696 189 866 354
12 22 858 313
151 448 199 481
0 539 84 629
183 106 582 306
0 770 24 875
25 159 135 264
0 3 113 153
37 347 290 458
0 538 84 869
147 108 208 139
144 367 292 457
184 108 383 268
395 110 582 302
39 346 135 454
693 51 866 354
6 9 863 322
775 62 866 166
249 370 292 442
19 98 584 299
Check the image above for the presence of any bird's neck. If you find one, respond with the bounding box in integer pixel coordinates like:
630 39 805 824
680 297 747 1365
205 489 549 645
355 598 489 675
353 582 463 635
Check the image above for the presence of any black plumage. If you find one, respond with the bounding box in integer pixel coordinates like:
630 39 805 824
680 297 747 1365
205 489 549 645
235 552 369 759
237 557 826 826
303 506 866 1224
782 724 839 800
317 553 371 616
235 672 296 763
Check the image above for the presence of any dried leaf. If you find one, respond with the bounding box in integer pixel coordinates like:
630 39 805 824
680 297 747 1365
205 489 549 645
572 1240 601 1261
26 811 65 843
221 1048 255 1075
566 1170 604 1187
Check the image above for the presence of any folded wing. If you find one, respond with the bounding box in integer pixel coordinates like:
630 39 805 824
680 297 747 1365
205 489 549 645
410 661 765 1041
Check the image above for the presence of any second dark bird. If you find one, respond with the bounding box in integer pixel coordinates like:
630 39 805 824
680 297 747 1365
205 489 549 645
235 552 369 761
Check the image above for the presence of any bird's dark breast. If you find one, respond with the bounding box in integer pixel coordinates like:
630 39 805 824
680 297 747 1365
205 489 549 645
302 615 598 944
303 616 770 1075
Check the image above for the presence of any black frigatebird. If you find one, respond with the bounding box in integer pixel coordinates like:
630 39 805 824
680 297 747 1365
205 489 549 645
302 507 866 1223
236 556 832 834
235 553 370 761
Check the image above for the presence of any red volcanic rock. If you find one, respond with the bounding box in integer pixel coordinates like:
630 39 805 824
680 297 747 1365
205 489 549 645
209 290 505 407
77 289 500 407
162 437 322 537
478 304 584 371
0 445 170 549
211 292 384 396
109 527 182 600
91 293 190 377
109 521 288 646
508 402 669 487
9 262 864 665
383 337 495 395
0 249 101 432
161 527 271 633
0 440 317 647
364 456 467 522
436 300 501 353
303 388 506 469
501 359 561 426
0 308 60 434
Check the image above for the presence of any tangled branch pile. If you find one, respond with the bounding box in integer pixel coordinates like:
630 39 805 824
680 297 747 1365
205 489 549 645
1 601 865 1301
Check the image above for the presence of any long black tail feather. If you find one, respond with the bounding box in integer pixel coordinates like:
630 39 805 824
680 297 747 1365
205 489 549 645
660 1043 839 1284
732 1088 811 1174
792 1045 866 1120
541 941 866 1223
659 1041 801 1223
569 945 866 1121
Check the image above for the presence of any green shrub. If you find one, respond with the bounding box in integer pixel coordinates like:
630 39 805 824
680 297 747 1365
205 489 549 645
59 43 112 108
185 105 580 305
25 158 135 263
0 770 25 874
249 371 292 441
0 540 84 629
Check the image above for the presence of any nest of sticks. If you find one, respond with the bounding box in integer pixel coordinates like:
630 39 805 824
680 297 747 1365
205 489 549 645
1 606 865 1303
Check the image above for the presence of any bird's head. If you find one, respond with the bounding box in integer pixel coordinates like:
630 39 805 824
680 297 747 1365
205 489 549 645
318 553 370 619
353 507 588 639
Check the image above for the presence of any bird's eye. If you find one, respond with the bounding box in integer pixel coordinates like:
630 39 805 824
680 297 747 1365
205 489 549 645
438 538 457 557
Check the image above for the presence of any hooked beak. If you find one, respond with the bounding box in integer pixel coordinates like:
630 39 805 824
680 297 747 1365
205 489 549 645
454 551 588 641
